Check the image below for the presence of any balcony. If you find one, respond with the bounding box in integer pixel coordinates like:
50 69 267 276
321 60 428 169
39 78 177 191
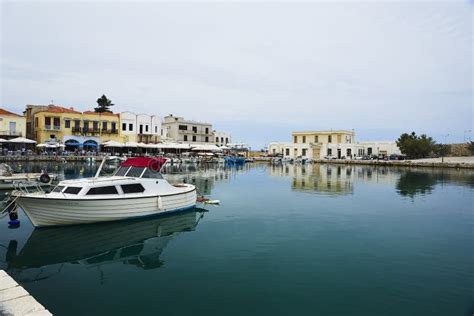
44 125 61 131
72 127 82 134
0 131 23 137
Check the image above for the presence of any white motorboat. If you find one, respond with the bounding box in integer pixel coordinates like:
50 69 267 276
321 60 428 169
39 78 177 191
12 157 197 227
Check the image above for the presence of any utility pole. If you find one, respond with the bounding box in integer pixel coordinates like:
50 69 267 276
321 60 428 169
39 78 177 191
441 134 449 163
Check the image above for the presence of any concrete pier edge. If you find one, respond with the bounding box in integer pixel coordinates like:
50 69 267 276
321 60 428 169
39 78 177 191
0 270 52 316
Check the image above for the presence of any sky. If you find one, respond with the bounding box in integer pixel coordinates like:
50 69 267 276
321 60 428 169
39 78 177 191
1 0 472 148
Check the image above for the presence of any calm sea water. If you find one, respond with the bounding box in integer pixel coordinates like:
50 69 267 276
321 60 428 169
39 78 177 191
0 162 472 316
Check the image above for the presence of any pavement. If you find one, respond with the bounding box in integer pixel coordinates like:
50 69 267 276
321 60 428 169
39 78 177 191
409 156 474 164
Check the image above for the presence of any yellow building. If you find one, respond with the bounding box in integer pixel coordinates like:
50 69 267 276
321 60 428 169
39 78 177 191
0 108 27 139
291 130 355 159
28 105 124 150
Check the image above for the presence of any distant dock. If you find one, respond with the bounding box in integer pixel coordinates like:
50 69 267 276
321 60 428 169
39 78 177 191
0 156 103 163
0 270 52 315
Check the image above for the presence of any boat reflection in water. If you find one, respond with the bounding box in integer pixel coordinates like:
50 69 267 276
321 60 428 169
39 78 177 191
6 209 206 276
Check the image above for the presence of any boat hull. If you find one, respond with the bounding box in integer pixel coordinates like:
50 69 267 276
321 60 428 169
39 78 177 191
16 189 197 227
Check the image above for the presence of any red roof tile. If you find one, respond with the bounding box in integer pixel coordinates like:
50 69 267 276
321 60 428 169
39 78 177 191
0 108 23 117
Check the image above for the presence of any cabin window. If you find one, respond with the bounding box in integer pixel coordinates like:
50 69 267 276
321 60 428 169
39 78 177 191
86 186 118 195
114 166 130 177
52 186 65 193
121 183 145 194
125 167 145 178
64 187 82 194
142 168 164 179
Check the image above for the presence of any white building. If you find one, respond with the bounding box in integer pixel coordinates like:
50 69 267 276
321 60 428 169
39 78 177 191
213 131 231 146
161 114 213 144
120 111 161 143
268 130 400 160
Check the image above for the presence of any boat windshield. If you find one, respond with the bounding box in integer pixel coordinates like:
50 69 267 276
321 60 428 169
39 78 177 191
113 166 163 179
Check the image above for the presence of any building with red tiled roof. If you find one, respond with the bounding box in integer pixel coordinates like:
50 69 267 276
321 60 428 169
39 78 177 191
25 104 124 146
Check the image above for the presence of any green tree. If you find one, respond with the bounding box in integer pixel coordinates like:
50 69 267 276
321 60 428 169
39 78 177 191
396 132 436 159
94 94 114 113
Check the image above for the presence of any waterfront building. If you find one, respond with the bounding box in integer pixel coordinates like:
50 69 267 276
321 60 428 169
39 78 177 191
268 130 400 159
0 108 26 139
27 105 123 150
213 131 231 147
120 111 161 143
161 114 213 144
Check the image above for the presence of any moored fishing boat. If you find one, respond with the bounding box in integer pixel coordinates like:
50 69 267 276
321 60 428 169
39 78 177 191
12 157 196 227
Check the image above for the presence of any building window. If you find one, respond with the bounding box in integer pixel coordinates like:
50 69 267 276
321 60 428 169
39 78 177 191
179 125 187 131
327 148 332 156
337 135 342 143
74 120 80 128
302 149 307 156
65 120 71 128
205 137 209 143
35 118 38 128
205 127 209 134
285 148 290 156
192 135 196 142
93 121 99 131
215 137 219 143
145 125 149 132
328 135 332 143
294 136 297 143
45 117 51 128
225 138 228 144
111 122 116 132
155 126 158 133
129 123 133 131
122 123 127 131
83 121 90 130
192 126 197 133
184 135 188 141
314 135 318 143
53 117 60 128
302 136 306 143
102 121 107 130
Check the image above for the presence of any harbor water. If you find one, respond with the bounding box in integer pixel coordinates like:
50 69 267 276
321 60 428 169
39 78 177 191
0 162 472 315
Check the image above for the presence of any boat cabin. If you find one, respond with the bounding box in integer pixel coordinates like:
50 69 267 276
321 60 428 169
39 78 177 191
49 157 170 198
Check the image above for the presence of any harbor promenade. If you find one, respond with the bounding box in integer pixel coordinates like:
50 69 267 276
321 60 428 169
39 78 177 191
0 270 52 315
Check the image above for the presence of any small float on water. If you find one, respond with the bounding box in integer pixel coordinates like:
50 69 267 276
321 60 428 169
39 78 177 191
10 157 197 227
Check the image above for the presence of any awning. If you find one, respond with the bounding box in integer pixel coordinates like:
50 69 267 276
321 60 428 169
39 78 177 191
0 138 9 143
154 143 191 150
8 137 36 144
191 144 222 152
120 157 167 171
102 140 123 147
124 142 139 148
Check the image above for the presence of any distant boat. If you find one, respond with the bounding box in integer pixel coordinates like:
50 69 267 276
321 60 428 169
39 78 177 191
12 157 196 227
0 163 57 190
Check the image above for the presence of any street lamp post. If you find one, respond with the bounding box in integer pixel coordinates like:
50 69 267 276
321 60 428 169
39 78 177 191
441 134 449 163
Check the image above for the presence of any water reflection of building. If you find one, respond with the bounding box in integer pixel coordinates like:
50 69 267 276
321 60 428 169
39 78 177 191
268 164 401 195
4 210 204 282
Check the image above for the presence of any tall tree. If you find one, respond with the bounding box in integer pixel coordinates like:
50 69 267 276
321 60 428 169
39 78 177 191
396 132 436 159
94 94 114 113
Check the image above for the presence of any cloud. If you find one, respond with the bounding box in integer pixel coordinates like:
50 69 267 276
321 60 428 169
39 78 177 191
1 1 472 147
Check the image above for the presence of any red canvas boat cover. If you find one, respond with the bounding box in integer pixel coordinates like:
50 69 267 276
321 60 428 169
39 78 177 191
120 157 167 171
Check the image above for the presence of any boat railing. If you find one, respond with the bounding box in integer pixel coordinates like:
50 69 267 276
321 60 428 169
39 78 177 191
13 181 45 195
